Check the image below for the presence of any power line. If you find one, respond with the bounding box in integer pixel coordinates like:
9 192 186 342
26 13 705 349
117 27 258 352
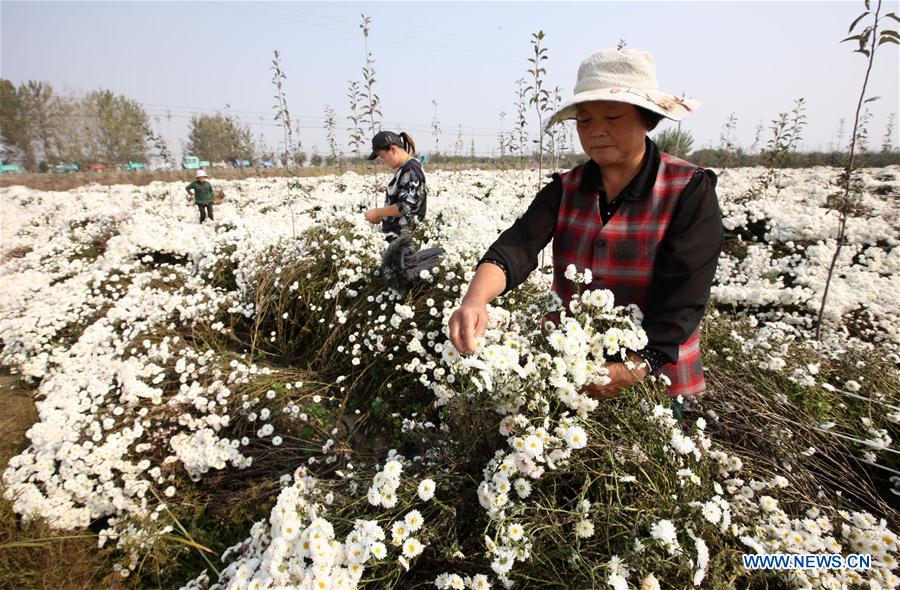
213 1 522 69
323 2 521 60
8 90 521 137
0 108 522 141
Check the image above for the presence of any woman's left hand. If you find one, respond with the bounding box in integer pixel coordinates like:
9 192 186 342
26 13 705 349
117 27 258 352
583 353 649 400
364 209 382 224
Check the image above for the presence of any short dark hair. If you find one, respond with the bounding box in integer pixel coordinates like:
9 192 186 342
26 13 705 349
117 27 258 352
637 107 665 131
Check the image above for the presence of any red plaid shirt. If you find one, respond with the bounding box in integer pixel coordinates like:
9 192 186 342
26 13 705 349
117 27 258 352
552 154 707 397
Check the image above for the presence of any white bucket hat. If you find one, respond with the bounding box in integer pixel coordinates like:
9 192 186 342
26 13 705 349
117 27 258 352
544 48 701 130
196 169 208 178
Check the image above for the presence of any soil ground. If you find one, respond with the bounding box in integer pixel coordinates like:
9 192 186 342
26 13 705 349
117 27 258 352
0 370 121 590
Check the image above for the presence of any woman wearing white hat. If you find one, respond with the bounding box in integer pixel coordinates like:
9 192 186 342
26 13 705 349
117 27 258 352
185 169 215 223
449 48 723 402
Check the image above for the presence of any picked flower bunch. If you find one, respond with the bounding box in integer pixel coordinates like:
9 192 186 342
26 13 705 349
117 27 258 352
441 265 651 409
432 265 661 583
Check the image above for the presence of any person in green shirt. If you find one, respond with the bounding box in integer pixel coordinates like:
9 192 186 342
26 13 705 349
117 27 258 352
185 169 215 223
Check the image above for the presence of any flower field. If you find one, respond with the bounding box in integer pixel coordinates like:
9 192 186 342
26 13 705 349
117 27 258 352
1 165 898 589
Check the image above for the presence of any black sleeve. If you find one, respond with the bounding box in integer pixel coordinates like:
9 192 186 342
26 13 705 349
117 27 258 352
640 169 723 366
479 175 562 294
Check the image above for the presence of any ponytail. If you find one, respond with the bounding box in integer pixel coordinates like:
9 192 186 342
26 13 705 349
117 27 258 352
398 132 416 156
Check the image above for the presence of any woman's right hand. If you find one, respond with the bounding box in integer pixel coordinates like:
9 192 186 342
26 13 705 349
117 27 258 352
363 208 382 224
448 301 488 354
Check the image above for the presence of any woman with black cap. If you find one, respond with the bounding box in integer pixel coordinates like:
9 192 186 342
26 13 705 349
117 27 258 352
363 130 427 242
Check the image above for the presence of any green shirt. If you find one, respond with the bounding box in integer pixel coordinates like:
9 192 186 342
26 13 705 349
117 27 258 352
186 180 214 204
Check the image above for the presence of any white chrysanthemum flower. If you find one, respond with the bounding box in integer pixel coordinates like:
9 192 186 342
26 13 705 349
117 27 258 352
575 520 595 539
701 501 722 524
771 475 789 488
391 520 410 543
513 478 532 499
607 572 628 590
759 495 778 512
548 331 566 351
384 460 403 477
669 430 697 455
345 540 367 564
370 541 387 560
436 573 466 589
588 289 614 311
650 519 680 554
418 478 436 501
506 522 525 542
402 537 424 558
404 510 424 532
522 434 544 458
442 346 461 364
564 425 588 449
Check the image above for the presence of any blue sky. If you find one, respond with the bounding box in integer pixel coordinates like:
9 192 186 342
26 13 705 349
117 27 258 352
2 1 898 160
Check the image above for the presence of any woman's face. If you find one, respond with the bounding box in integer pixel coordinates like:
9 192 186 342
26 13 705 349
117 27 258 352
576 101 649 168
376 146 403 169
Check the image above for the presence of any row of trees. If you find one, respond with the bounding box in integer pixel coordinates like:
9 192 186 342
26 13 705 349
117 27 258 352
0 79 261 171
0 80 158 170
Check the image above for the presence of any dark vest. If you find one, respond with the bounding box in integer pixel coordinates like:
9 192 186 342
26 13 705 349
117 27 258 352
551 153 706 397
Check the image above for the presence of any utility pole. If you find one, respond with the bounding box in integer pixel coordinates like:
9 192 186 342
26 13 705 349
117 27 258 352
166 110 174 163
676 92 685 134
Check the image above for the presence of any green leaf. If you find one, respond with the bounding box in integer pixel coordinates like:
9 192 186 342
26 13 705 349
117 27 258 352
161 534 217 554
885 12 900 22
879 29 900 38
864 96 881 103
842 34 863 43
848 11 869 33
878 36 900 45
859 35 870 53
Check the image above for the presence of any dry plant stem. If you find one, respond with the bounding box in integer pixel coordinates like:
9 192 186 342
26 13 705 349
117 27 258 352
816 0 889 339
431 99 441 154
347 80 365 157
0 534 98 550
359 14 381 138
527 31 549 186
147 486 221 577
271 49 294 169
703 371 892 518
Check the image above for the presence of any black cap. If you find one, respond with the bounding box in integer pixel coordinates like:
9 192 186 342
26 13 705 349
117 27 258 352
366 131 404 160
